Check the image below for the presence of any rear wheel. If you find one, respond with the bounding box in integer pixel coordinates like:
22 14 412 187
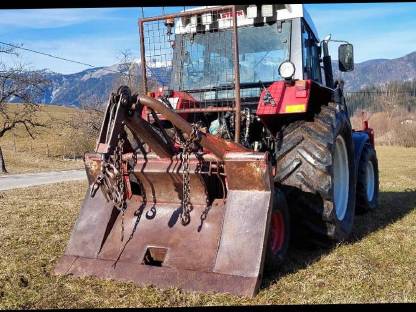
275 102 356 246
356 144 379 214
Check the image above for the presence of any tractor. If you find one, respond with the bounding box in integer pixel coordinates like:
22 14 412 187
55 4 379 297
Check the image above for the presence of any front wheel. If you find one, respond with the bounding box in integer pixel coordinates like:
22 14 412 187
275 103 357 246
264 188 290 273
356 144 379 214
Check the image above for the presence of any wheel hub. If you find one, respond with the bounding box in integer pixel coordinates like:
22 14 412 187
366 160 375 202
270 210 285 254
333 135 349 221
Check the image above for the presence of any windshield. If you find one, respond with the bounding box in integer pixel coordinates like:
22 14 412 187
169 21 291 93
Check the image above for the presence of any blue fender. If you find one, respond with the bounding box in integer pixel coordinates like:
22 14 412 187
352 131 371 172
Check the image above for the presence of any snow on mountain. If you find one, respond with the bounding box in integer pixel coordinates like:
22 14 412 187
8 50 416 106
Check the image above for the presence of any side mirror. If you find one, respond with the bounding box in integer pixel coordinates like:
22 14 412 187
338 43 354 72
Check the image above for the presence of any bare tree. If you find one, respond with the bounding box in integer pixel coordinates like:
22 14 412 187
54 94 106 158
115 49 141 94
0 45 50 173
77 97 105 138
58 49 148 158
57 50 138 158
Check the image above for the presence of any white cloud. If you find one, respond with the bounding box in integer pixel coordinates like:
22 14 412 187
0 8 121 30
3 34 139 74
0 8 140 73
2 5 416 74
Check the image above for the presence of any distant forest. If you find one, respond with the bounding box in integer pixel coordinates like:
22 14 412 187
345 79 416 116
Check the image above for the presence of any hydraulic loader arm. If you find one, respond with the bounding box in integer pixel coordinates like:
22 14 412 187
96 86 174 159
96 86 250 161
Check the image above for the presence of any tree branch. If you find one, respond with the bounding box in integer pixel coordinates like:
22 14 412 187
0 51 50 140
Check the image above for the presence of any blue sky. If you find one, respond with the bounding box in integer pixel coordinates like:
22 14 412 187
0 3 415 74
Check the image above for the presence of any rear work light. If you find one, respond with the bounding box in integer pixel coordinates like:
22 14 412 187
201 12 212 25
246 5 258 18
261 5 274 17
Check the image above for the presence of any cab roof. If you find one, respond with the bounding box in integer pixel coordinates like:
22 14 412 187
181 4 319 40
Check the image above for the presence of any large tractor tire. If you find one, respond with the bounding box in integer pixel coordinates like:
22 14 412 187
274 102 356 246
355 144 379 214
264 188 290 273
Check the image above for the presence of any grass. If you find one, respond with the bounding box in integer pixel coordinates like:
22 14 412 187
0 145 415 308
1 149 83 174
0 104 84 174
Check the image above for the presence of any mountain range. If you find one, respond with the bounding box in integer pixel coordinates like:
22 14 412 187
333 51 416 91
18 51 416 107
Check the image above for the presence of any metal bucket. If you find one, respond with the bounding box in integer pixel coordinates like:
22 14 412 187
55 150 273 297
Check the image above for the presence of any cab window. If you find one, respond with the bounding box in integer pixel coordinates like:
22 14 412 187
302 21 322 83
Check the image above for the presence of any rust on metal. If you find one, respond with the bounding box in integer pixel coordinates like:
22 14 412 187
138 19 147 94
56 148 273 297
56 5 276 298
138 95 250 160
84 153 102 184
55 255 259 297
126 116 174 159
138 5 242 142
232 5 241 143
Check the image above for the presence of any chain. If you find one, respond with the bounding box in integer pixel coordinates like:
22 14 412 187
90 134 127 241
179 124 201 226
197 205 212 232
116 137 127 242
91 121 201 230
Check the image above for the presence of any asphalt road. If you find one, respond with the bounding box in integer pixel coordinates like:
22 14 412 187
0 169 86 191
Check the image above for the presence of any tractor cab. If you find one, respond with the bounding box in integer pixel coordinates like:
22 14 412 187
151 4 353 102
142 4 354 145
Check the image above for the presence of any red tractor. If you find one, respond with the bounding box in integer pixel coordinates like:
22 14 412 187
55 4 379 297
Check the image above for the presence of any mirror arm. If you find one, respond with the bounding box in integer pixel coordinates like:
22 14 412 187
321 40 334 89
330 39 351 45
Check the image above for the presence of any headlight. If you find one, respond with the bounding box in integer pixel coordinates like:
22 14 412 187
278 61 295 80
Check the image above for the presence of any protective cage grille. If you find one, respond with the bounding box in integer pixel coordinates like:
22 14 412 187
139 6 242 140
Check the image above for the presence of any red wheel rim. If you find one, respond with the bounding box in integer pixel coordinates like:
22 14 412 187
270 210 285 254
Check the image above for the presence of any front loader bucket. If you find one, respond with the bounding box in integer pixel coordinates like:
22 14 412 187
55 150 274 297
